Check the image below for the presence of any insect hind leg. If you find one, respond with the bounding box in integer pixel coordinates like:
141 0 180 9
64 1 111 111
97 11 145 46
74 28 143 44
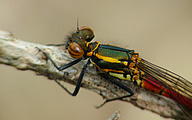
96 74 134 108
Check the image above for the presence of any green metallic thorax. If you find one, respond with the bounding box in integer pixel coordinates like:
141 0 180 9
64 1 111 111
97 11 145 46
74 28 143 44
97 45 133 60
88 43 135 78
86 42 145 86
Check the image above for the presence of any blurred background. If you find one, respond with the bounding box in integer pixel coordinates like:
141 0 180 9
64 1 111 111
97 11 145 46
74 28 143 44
0 0 192 120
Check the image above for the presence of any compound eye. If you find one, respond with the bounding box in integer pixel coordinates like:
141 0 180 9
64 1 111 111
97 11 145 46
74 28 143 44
68 42 84 59
79 26 94 42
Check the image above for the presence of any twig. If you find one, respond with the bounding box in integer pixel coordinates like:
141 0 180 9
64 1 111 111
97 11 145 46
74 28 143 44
107 110 120 120
0 30 191 120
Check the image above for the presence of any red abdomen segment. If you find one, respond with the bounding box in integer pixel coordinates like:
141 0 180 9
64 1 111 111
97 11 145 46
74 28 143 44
142 76 192 109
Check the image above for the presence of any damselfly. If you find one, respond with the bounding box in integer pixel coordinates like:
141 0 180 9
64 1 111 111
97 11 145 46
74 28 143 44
38 26 192 110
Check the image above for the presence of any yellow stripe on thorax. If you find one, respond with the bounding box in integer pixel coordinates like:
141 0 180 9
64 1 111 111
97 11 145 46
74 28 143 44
95 53 121 63
90 59 125 73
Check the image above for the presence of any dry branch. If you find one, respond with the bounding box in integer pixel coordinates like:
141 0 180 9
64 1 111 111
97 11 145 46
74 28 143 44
0 30 191 120
107 110 120 120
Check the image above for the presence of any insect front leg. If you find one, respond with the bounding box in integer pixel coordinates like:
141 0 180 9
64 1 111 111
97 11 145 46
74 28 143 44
37 47 89 96
36 47 82 70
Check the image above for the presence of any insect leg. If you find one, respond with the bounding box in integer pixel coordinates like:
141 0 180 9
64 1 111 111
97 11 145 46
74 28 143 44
55 59 91 96
96 75 134 108
37 47 82 70
37 47 89 96
69 59 91 96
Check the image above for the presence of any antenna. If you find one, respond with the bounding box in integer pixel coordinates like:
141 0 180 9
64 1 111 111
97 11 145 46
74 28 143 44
77 17 79 32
